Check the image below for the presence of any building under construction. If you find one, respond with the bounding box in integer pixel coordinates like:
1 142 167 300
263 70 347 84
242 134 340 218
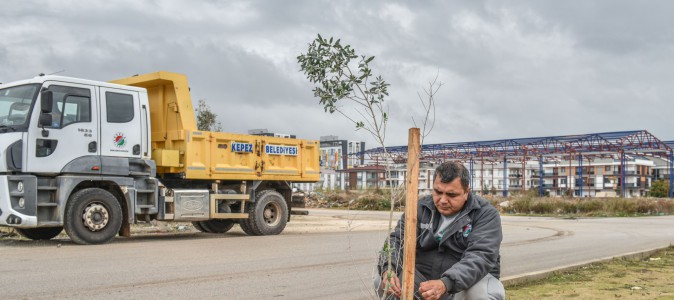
362 130 674 198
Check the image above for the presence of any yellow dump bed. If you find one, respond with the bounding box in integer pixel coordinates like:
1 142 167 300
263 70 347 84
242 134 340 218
111 71 320 182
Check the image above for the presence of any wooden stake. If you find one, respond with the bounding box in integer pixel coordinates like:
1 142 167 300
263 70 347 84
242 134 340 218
402 128 420 299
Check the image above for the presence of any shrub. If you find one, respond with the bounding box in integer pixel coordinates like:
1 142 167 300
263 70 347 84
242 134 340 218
511 197 532 214
577 199 602 213
314 189 674 217
561 200 579 214
657 199 674 215
649 180 669 198
605 199 637 215
636 199 658 214
354 194 388 210
529 200 555 214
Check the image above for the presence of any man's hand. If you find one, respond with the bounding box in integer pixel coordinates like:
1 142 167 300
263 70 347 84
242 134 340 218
381 271 401 297
418 279 447 300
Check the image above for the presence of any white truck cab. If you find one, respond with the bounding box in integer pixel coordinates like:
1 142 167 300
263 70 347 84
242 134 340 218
0 74 154 244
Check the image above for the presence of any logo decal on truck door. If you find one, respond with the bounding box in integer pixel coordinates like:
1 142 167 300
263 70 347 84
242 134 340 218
113 132 126 148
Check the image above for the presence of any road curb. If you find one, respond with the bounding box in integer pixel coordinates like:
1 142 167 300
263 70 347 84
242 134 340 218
501 244 673 287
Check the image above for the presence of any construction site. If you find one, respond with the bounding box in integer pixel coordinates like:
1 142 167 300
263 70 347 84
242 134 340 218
305 130 674 199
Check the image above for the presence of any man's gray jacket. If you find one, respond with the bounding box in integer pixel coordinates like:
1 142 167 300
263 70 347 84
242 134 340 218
378 193 502 294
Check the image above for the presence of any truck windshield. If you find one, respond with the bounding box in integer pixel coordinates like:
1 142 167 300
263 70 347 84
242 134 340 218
0 84 39 130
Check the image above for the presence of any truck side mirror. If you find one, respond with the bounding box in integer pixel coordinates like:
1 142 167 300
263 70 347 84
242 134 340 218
41 91 53 113
39 113 52 127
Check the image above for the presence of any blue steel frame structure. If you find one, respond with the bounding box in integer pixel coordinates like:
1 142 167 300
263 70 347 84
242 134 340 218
362 130 673 198
664 141 674 198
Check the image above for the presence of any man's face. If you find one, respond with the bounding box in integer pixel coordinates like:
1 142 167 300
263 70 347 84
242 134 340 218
432 176 469 216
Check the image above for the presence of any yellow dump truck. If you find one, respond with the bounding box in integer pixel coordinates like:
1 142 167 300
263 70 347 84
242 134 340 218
0 71 319 244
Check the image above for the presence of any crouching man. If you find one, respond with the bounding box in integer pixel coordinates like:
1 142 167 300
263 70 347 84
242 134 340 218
376 161 505 300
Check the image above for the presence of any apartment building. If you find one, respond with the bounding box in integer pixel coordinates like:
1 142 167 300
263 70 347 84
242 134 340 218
650 157 673 181
380 156 656 198
540 157 654 198
292 136 367 191
248 128 296 138
319 135 365 170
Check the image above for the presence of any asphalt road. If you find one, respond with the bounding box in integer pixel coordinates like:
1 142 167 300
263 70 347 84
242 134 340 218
2 210 674 299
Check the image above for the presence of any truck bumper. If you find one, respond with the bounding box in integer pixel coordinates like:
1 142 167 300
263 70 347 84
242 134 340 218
0 175 38 228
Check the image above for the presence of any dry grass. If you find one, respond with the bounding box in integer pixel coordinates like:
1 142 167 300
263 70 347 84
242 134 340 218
309 189 674 217
486 194 674 217
306 189 406 210
506 246 674 299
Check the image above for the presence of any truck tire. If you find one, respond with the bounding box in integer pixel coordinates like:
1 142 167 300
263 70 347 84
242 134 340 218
192 221 208 233
239 217 256 236
240 190 288 236
16 227 63 240
64 188 123 245
200 219 235 233
195 196 235 234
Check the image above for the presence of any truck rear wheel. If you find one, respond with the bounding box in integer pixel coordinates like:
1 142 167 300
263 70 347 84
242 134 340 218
16 227 63 240
200 219 235 233
240 190 288 236
64 188 122 245
192 221 208 232
193 199 235 233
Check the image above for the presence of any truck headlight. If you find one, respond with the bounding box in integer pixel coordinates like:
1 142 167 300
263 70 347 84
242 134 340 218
17 181 23 193
18 197 25 209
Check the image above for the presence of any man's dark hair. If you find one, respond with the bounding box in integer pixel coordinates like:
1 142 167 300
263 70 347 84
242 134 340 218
433 161 470 190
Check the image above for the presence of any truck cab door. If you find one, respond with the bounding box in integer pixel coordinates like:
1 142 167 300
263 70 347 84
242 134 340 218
26 83 99 173
99 87 141 159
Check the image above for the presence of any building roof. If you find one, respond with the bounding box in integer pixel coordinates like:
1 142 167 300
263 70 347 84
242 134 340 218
363 130 672 162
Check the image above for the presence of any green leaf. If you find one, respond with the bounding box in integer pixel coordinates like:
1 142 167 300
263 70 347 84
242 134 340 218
298 34 390 138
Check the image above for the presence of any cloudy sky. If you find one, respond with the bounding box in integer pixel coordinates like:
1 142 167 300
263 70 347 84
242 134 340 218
2 1 673 148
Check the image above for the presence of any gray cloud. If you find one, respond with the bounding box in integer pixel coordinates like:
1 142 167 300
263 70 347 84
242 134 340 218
2 0 674 149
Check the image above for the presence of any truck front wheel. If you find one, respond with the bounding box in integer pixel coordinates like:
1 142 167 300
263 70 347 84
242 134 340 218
64 188 123 245
240 190 288 236
16 227 63 240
